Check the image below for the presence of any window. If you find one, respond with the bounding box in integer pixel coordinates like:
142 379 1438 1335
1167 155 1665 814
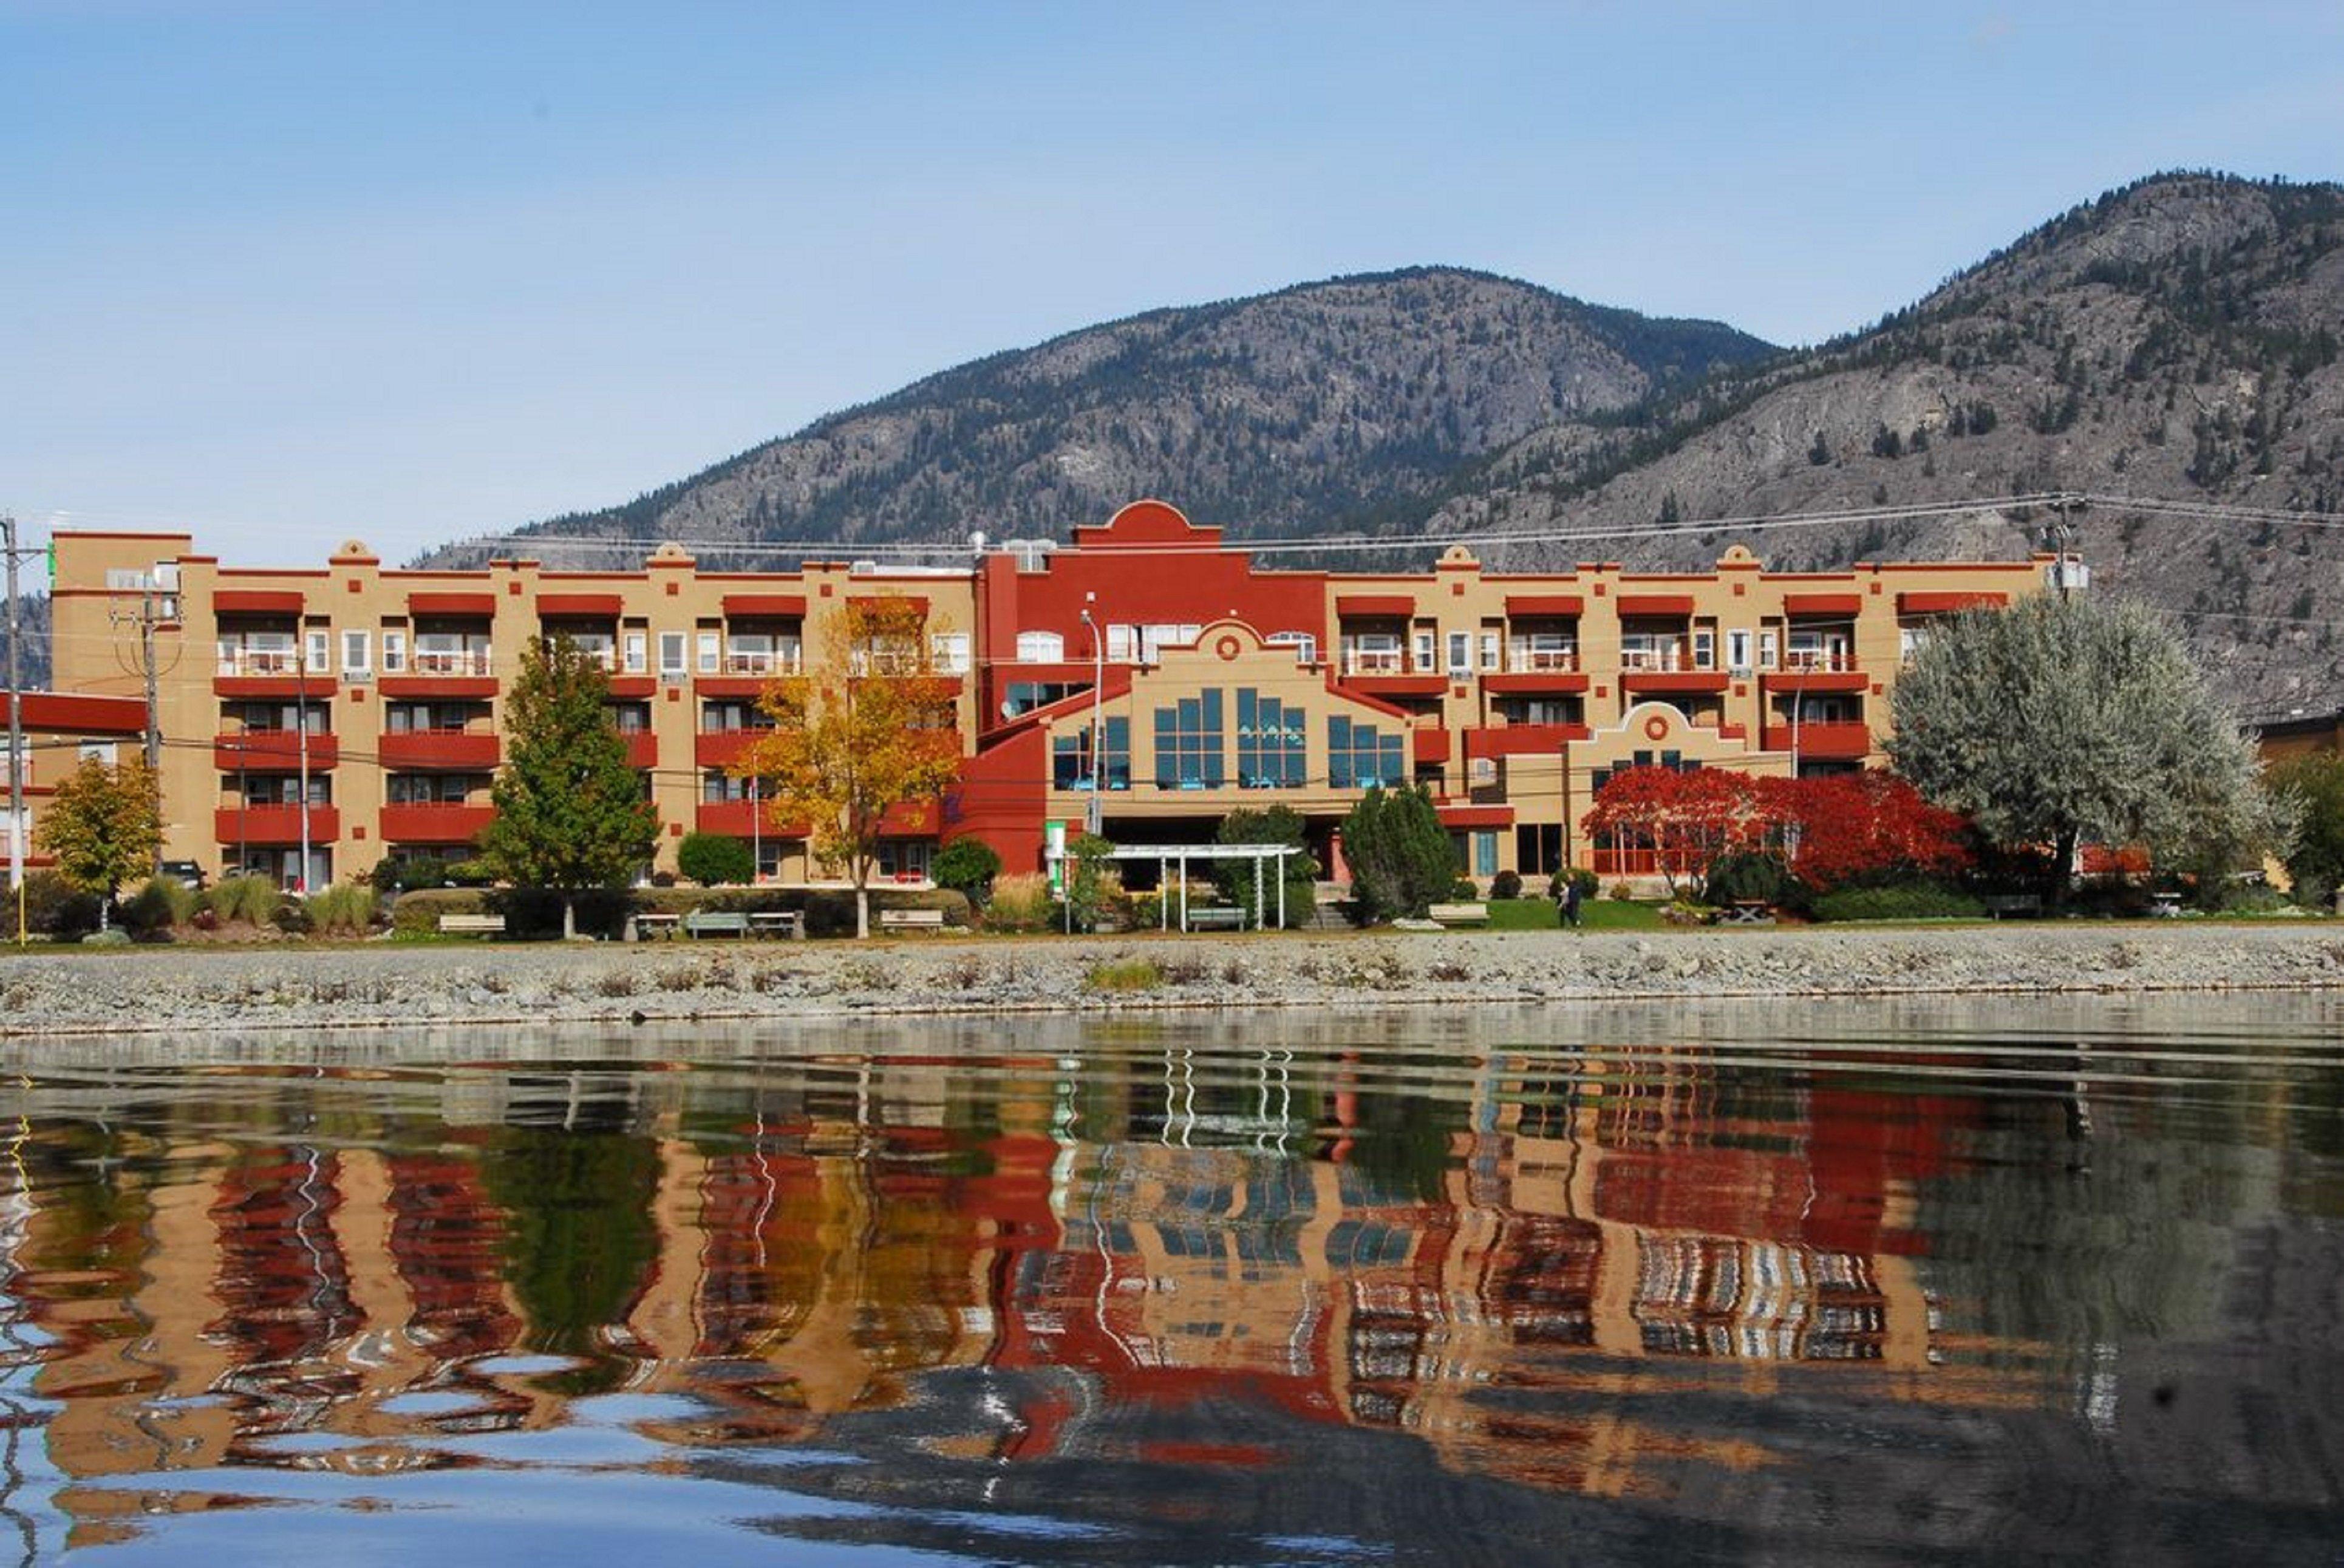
1759 630 1779 670
1413 630 1436 673
624 632 647 673
1153 689 1225 789
78 740 118 766
1728 629 1751 672
1106 624 1136 662
381 631 406 673
1479 630 1501 672
1447 632 1470 676
341 630 370 674
1266 630 1317 665
700 700 771 732
930 632 970 673
1140 624 1201 660
1053 716 1131 790
1474 831 1499 877
305 629 330 675
1016 630 1065 663
1327 715 1406 789
697 631 720 673
702 772 766 803
1692 630 1715 670
1235 688 1306 788
659 632 687 677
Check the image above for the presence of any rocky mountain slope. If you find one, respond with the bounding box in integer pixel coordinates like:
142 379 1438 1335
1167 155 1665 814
424 269 1770 564
1433 173 2344 717
428 173 2343 716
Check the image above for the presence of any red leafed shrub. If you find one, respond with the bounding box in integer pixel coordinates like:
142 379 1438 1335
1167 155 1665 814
1763 772 1972 890
1585 766 1972 896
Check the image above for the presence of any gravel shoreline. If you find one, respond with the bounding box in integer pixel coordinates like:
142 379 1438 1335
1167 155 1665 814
0 923 2339 1038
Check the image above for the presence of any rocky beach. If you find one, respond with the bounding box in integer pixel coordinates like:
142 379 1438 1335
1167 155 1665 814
1 922 2340 1037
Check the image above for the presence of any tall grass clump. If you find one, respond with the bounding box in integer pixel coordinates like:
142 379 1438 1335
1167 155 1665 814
307 884 380 936
207 875 282 925
121 876 198 933
985 873 1054 932
1084 958 1161 992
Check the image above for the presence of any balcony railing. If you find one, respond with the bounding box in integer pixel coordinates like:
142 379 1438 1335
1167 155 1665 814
216 649 304 677
1618 647 1689 672
411 649 493 677
1340 648 1408 675
720 650 801 677
1505 643 1578 672
1782 649 1858 673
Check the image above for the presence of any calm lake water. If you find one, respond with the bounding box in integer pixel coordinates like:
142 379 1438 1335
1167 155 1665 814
1 995 2341 1566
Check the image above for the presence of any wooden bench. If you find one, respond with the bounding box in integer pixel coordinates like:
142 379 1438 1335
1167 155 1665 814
438 913 506 938
2149 891 2183 918
1426 902 1490 927
632 912 681 941
877 907 947 933
1183 904 1245 930
748 910 802 939
1982 894 2043 919
684 910 750 939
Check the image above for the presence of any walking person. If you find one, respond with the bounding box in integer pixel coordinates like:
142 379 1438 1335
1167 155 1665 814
1561 874 1583 930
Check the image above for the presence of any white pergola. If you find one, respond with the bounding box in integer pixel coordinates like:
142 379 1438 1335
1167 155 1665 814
1043 840 1305 932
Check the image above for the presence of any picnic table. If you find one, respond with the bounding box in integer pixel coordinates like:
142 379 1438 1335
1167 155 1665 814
1720 900 1774 925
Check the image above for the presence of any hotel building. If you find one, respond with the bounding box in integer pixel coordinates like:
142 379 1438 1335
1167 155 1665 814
50 501 2056 887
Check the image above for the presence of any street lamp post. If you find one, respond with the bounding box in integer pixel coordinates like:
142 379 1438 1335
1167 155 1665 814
1080 595 1103 837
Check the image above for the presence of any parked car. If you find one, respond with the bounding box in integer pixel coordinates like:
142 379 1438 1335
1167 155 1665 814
158 860 208 891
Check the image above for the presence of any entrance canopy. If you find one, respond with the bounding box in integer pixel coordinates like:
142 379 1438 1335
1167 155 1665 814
1043 841 1304 932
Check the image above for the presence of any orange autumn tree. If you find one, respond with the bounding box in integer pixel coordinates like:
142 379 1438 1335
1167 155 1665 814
735 598 963 939
1583 765 1769 898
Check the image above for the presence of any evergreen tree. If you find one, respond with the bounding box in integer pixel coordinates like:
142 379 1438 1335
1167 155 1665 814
1212 805 1319 928
34 755 160 931
1808 429 1832 466
479 637 659 938
1340 787 1454 921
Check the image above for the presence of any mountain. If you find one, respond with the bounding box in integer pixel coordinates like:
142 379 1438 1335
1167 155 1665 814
1428 172 2344 717
421 268 1772 564
426 172 2344 716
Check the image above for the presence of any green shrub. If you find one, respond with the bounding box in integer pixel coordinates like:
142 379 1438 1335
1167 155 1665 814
121 876 196 934
676 831 755 887
445 859 497 887
986 873 1054 932
272 900 314 935
1547 867 1599 901
1606 881 1636 901
23 870 100 938
932 837 1003 900
308 884 380 936
389 887 492 936
1449 878 1479 900
1085 958 1161 992
1490 870 1523 901
207 875 282 925
373 855 449 893
1705 851 1794 907
1808 881 1986 922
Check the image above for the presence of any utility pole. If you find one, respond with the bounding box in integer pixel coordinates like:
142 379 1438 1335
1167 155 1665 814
4 514 25 943
108 571 169 873
2049 493 2080 603
1080 593 1103 836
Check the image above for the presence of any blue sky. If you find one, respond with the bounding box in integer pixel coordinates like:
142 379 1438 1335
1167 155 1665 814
5 1 2341 568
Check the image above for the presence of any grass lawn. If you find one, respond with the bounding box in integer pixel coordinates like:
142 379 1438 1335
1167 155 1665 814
1485 898 1664 932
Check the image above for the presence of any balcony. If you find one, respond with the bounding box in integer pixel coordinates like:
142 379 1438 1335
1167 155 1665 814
696 799 804 837
622 732 657 769
1761 650 1869 695
381 729 500 770
215 803 340 846
1463 722 1592 762
381 648 497 699
1761 721 1872 759
1618 646 1689 672
214 650 335 700
1340 647 1409 675
213 731 338 771
1505 643 1579 672
695 729 771 768
380 802 495 844
717 649 800 677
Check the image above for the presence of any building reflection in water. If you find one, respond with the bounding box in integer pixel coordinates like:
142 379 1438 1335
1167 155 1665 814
0 1027 2054 1549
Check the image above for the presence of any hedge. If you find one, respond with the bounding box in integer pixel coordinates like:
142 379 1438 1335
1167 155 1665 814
389 884 972 939
1807 881 1985 922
